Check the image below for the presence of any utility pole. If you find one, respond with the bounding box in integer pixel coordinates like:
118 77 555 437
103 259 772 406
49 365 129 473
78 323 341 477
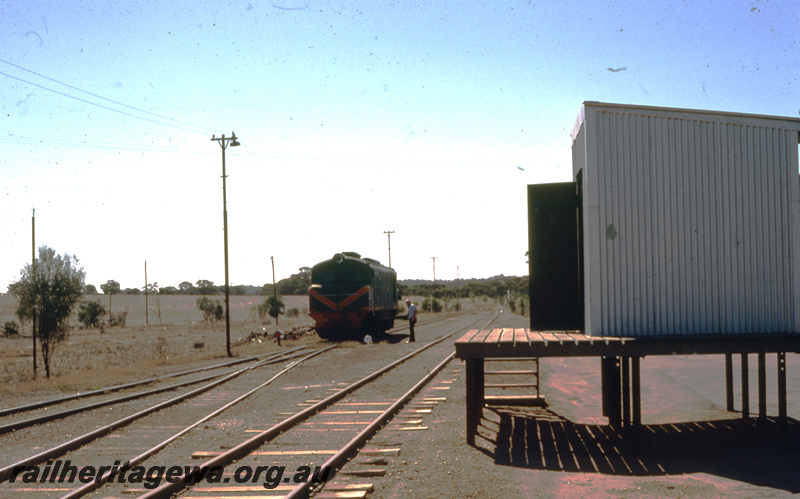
431 256 437 314
211 132 240 358
271 256 279 326
31 208 36 378
456 265 460 310
384 230 395 267
144 260 149 326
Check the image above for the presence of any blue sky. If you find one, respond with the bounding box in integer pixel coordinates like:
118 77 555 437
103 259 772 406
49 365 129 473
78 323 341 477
2 0 798 292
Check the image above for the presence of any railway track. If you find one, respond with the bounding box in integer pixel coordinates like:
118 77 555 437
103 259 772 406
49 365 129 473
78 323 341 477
0 347 311 435
134 312 498 499
0 313 446 423
0 350 298 419
0 311 496 498
0 346 332 486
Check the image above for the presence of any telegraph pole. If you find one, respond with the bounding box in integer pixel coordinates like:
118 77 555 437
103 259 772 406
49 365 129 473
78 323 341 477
32 208 36 378
431 256 437 313
384 230 394 267
271 256 279 326
211 132 240 357
144 260 149 326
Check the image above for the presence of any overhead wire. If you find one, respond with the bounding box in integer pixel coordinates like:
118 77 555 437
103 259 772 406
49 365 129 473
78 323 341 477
1 61 529 171
1 70 215 137
0 59 217 135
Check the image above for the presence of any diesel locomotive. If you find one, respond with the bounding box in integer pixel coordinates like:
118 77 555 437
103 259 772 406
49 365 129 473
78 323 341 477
308 252 398 340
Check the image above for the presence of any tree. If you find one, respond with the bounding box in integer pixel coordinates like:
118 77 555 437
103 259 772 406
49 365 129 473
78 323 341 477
99 279 120 326
257 295 285 324
276 271 312 295
196 296 223 321
78 300 106 329
178 281 194 293
196 280 218 294
85 284 98 294
9 246 85 378
100 280 121 295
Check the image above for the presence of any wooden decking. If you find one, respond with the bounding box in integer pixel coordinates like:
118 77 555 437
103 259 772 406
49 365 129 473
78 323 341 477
454 329 800 445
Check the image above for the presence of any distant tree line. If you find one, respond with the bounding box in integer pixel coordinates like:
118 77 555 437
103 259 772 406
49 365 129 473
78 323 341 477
91 268 313 297
400 275 529 316
88 272 529 303
399 275 528 300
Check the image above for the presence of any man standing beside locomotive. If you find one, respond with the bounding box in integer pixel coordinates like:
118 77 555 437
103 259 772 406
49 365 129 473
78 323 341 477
406 299 417 342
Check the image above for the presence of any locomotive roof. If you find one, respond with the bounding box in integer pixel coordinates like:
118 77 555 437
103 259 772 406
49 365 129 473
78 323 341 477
312 252 394 272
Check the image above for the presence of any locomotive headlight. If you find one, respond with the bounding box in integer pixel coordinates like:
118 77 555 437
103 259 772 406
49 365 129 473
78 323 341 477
333 253 345 264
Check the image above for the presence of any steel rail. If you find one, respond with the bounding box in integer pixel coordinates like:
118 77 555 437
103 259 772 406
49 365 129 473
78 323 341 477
0 349 298 418
60 345 338 499
138 311 499 499
0 346 319 483
0 347 308 435
289 353 457 499
287 313 500 498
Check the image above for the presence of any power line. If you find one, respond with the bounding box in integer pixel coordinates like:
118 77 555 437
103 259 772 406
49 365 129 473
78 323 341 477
0 135 210 154
1 61 215 135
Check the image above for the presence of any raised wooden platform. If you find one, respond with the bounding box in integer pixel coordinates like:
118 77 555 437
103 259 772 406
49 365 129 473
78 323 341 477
454 328 800 445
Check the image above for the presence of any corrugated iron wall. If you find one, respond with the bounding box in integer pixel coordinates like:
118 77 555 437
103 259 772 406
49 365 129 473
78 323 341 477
577 105 800 336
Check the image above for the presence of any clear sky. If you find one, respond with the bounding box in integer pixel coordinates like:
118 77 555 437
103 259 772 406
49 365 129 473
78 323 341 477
2 0 798 292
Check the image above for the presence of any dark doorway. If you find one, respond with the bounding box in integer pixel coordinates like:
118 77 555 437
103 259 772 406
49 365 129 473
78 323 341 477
527 181 583 331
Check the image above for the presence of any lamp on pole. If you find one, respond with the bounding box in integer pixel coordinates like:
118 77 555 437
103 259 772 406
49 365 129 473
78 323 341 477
211 131 240 357
384 230 394 267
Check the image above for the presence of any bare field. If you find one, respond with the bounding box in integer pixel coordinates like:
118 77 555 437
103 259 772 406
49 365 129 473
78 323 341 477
0 293 317 404
0 293 311 328
0 293 494 405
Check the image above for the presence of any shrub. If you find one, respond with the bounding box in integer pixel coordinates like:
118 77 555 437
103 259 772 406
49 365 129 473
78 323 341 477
196 296 222 321
2 321 20 338
517 296 529 317
257 296 285 325
110 311 128 327
78 300 106 329
286 308 299 318
421 297 442 313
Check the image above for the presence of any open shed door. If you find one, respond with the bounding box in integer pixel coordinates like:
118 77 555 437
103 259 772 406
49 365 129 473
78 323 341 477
528 182 583 331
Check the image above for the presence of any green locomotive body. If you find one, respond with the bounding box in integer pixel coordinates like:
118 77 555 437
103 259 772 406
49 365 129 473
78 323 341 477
308 252 398 340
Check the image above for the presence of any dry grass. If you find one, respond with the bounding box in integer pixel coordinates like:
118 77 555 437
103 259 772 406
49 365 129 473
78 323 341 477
0 292 502 403
0 294 316 400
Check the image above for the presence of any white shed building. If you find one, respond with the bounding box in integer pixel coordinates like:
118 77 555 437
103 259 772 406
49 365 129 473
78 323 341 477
571 102 800 337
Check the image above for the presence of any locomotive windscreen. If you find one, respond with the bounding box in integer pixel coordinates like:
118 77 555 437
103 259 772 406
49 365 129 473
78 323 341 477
313 264 370 284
